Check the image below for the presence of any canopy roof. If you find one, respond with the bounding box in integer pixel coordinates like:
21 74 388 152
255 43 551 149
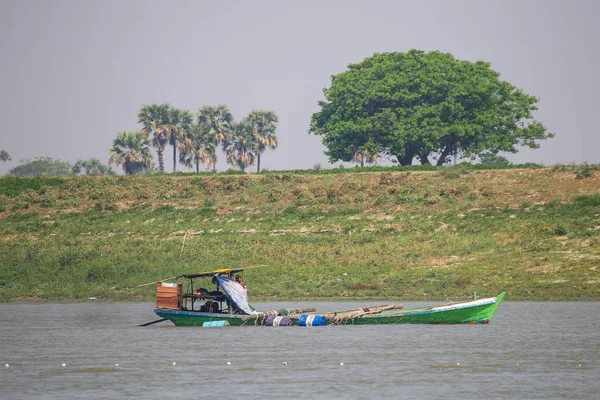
136 265 264 287
177 265 264 279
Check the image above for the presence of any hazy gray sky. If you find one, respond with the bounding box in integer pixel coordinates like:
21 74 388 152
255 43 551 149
1 0 598 174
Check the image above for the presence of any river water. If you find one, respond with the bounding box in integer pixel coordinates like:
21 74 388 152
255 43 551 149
0 300 598 399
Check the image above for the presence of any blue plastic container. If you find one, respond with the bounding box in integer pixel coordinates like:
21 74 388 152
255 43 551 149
265 316 294 326
202 320 230 327
298 314 327 327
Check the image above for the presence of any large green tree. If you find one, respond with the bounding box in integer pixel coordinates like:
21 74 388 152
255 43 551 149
0 150 11 162
109 131 154 175
9 157 72 176
247 110 278 173
309 50 553 166
138 104 171 172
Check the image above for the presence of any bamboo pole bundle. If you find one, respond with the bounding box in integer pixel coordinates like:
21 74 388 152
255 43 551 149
325 304 403 324
241 310 279 322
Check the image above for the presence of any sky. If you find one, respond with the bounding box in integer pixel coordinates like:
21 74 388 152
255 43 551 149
1 0 598 175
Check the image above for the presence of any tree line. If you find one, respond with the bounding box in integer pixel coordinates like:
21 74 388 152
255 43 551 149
109 104 278 175
3 49 555 176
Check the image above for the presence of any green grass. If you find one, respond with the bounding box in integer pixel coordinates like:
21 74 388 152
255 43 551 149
0 166 599 302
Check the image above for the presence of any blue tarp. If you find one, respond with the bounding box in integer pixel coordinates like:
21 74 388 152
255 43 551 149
216 275 259 315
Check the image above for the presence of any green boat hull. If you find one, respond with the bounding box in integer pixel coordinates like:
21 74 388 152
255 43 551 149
154 292 505 327
153 310 257 327
314 292 506 325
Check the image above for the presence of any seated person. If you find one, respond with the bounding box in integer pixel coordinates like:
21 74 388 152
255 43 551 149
235 275 248 291
193 287 209 297
200 301 220 313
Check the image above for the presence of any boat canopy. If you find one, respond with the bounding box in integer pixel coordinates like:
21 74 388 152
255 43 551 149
177 265 262 279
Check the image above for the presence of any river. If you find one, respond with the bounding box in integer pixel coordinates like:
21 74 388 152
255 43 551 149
0 300 598 399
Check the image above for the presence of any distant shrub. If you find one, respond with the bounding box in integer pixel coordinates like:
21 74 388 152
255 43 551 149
282 173 294 182
553 225 568 236
479 154 511 165
575 163 594 180
40 194 58 208
268 189 282 202
354 192 369 204
294 191 313 206
203 197 216 207
312 163 323 172
11 201 30 211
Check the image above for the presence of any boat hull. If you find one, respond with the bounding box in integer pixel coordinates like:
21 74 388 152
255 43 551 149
318 292 506 325
154 292 505 327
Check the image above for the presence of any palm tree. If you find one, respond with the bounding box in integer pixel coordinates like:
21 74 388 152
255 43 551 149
138 103 171 173
247 110 278 173
109 131 154 175
0 150 11 162
167 108 193 172
179 122 217 173
197 105 234 171
225 120 256 172
353 147 380 167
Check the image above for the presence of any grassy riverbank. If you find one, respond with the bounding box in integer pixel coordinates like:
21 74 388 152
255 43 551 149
1 164 599 302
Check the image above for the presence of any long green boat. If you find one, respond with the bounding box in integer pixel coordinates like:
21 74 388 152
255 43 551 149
145 268 505 327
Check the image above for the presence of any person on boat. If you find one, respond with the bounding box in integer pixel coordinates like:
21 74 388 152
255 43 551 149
235 275 248 291
200 301 219 313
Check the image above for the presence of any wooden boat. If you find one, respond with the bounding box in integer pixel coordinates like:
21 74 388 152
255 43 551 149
145 268 505 327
